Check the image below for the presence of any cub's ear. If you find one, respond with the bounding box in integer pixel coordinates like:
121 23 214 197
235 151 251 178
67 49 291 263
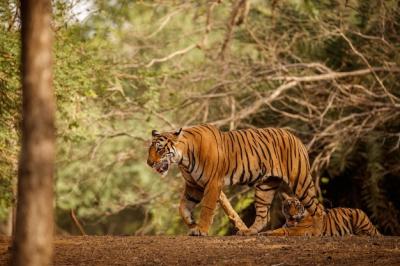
152 130 160 137
173 128 182 136
281 192 291 200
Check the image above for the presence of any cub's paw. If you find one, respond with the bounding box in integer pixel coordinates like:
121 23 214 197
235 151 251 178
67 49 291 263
188 227 208 236
257 230 274 236
236 228 258 236
258 229 287 237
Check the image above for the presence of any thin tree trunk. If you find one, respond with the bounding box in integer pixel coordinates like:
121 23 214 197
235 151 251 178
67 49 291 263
12 0 55 265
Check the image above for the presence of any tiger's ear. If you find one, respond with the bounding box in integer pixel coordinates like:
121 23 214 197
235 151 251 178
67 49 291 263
281 192 291 201
173 128 182 136
152 130 160 137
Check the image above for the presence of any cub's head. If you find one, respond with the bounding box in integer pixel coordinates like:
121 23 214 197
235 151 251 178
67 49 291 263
282 197 305 227
147 128 183 177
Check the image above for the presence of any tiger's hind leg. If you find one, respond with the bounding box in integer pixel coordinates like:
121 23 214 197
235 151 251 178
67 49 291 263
237 181 279 236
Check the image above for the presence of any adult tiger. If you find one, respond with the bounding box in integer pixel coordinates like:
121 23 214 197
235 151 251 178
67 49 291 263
147 124 324 236
263 196 381 236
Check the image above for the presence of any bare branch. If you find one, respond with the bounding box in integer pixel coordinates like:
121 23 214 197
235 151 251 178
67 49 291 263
145 44 197 68
269 67 400 83
219 191 248 232
339 31 398 103
145 9 183 39
211 81 299 126
219 0 249 60
70 209 86 236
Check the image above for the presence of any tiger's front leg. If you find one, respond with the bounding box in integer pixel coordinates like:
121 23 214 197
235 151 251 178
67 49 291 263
189 178 222 236
260 226 313 236
261 224 317 237
259 227 289 236
179 184 203 231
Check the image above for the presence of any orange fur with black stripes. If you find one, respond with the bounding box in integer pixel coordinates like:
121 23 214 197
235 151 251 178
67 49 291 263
263 197 381 236
147 124 324 236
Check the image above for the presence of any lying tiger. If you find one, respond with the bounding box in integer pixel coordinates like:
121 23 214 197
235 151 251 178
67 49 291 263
262 196 381 237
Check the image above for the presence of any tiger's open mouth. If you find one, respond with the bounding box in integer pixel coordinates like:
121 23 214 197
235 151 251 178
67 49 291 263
153 160 169 177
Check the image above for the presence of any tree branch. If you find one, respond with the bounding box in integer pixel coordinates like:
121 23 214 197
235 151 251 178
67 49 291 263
145 44 197 68
219 191 248 232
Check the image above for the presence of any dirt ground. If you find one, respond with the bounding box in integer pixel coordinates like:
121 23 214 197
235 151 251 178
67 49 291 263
1 235 399 265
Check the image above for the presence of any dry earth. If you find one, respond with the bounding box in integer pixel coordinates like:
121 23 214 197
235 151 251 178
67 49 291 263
1 235 400 265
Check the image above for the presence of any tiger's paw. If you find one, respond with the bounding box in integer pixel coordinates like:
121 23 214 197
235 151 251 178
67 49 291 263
188 227 208 236
236 228 258 236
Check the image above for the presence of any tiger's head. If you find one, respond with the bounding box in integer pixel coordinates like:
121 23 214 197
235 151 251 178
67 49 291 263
282 197 306 227
147 128 183 177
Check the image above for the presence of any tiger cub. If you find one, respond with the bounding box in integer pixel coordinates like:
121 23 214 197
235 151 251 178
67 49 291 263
262 196 381 237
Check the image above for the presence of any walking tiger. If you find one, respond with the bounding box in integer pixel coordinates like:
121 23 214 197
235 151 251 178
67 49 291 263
147 124 324 236
262 196 381 236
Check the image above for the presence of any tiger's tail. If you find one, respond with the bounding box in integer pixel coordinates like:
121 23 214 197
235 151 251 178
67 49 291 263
351 209 381 236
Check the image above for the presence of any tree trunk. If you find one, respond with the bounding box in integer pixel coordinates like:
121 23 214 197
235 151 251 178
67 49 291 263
12 0 55 265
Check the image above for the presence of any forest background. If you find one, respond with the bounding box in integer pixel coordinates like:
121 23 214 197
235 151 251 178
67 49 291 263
0 0 399 236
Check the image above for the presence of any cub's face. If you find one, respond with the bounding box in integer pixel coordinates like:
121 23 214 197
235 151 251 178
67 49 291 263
147 128 182 177
282 197 305 227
